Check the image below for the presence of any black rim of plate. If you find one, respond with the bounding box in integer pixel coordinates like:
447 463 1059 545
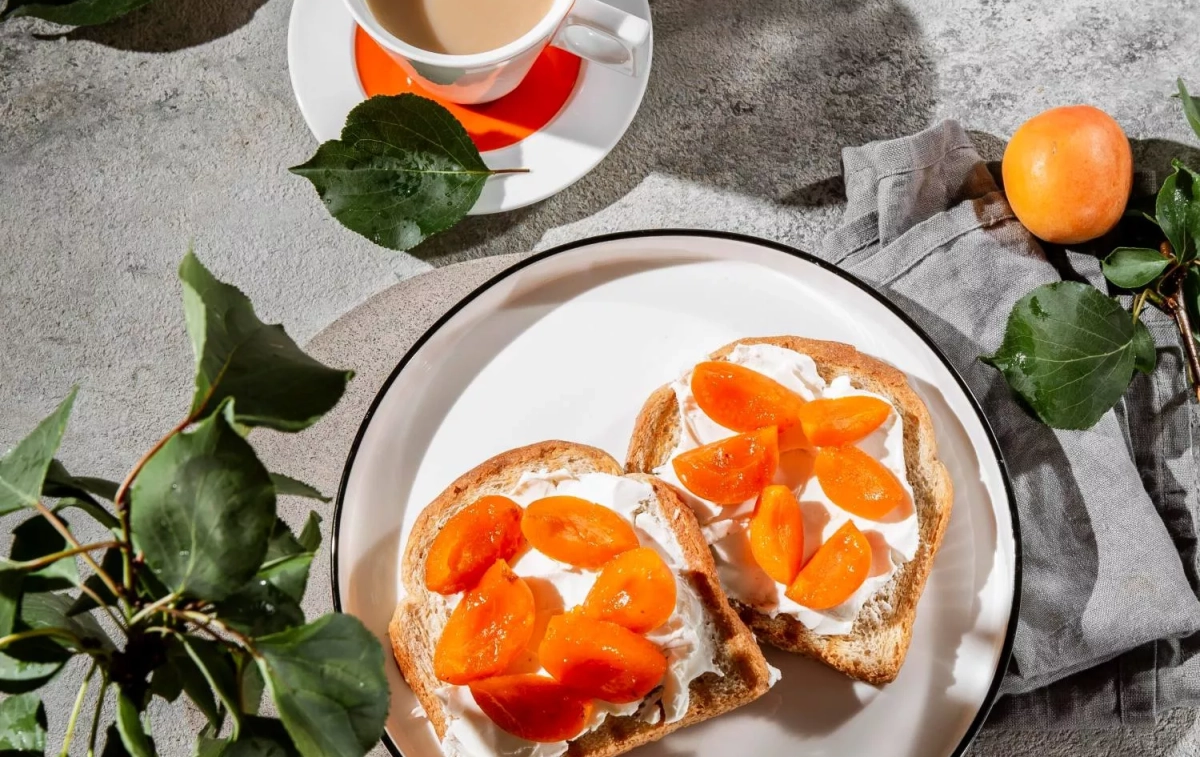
330 228 1022 757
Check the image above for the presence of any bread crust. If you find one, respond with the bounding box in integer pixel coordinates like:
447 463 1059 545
624 336 954 685
389 441 773 756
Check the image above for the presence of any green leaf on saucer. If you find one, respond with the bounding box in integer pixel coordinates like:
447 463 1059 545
290 94 506 252
983 282 1141 430
0 0 152 26
1102 247 1171 289
179 252 353 432
0 692 46 755
0 388 76 515
255 614 388 757
130 403 275 601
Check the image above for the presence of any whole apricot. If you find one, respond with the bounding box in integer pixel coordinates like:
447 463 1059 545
1002 105 1132 244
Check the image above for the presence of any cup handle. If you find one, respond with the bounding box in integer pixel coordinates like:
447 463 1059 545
550 0 650 76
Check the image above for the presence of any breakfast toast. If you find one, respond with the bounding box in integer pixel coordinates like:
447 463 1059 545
390 440 774 757
625 336 953 685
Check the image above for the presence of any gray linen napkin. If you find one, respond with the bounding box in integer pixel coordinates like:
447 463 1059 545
821 120 1200 728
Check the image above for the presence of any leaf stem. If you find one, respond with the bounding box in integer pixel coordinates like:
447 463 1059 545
10 541 121 572
112 413 193 598
489 167 531 175
0 626 81 651
1165 282 1200 402
1132 289 1149 321
59 660 97 757
127 591 181 627
86 675 108 757
165 609 256 654
33 501 128 612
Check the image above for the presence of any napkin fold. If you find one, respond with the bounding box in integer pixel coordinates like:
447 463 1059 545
822 120 1200 728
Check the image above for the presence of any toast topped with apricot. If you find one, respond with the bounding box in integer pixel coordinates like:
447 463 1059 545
390 440 774 757
625 336 953 685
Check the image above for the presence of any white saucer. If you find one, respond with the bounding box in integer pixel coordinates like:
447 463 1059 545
286 0 653 215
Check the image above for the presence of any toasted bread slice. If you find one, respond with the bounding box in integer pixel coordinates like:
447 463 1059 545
390 440 774 757
625 336 953 685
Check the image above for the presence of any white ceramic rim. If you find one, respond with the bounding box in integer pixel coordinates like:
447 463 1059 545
286 0 653 214
330 229 1022 757
343 0 575 69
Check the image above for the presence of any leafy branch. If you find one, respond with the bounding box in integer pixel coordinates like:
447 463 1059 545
0 251 387 756
987 79 1200 429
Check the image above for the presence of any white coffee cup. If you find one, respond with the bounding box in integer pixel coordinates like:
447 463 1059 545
343 0 651 105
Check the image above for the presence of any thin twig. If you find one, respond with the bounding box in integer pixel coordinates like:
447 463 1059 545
86 675 108 757
164 608 256 653
0 626 81 651
10 541 120 572
1165 280 1200 402
489 167 531 174
59 660 96 757
127 592 180 627
33 501 127 611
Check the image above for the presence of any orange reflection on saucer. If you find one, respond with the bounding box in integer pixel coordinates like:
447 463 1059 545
354 27 582 153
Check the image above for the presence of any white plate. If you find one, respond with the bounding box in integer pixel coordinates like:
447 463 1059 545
333 231 1020 757
286 0 652 215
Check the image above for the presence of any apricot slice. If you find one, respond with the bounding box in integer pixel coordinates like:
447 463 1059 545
671 426 779 505
539 613 667 703
796 395 892 448
469 674 593 742
691 361 808 450
785 521 871 610
748 485 805 585
581 547 676 633
425 495 524 595
521 496 639 569
814 445 908 520
433 560 534 684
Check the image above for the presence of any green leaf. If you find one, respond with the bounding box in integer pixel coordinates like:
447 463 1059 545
101 723 132 757
0 388 76 515
297 513 321 554
983 282 1141 430
0 693 46 756
10 515 78 592
0 651 63 694
1180 79 1200 142
130 405 276 601
0 0 153 26
270 474 330 503
19 592 113 653
255 614 388 757
194 717 300 757
66 547 123 616
1102 247 1171 289
1132 318 1156 374
1158 167 1194 261
215 567 307 636
150 661 184 704
178 252 353 432
178 636 244 739
167 639 222 732
0 571 22 637
1185 266 1200 341
55 497 120 531
116 690 155 757
43 459 119 503
290 94 499 251
239 655 266 715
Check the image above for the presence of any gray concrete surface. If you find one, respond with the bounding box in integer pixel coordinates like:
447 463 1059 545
1 0 1199 753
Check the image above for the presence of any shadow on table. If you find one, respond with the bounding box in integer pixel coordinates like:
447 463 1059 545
38 0 269 52
411 0 936 265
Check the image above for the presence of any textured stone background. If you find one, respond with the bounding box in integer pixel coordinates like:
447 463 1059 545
1 0 1199 753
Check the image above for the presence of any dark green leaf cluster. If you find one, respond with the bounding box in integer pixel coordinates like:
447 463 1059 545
986 79 1200 429
0 0 153 27
0 253 387 756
